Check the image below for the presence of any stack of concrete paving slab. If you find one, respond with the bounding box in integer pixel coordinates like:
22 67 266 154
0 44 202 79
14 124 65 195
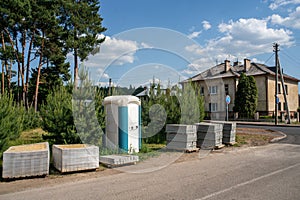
166 124 197 151
195 122 224 149
52 144 99 173
221 122 236 144
2 142 50 179
99 155 139 168
209 121 236 144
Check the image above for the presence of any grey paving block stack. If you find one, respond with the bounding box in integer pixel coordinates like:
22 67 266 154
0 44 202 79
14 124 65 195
99 155 139 167
195 122 224 148
2 142 50 179
221 122 236 144
166 124 197 151
210 121 236 144
52 144 99 173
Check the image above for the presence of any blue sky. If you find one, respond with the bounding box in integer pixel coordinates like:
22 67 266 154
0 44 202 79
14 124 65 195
83 0 300 91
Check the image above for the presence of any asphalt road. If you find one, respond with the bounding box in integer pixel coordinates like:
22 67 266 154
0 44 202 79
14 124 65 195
1 125 300 200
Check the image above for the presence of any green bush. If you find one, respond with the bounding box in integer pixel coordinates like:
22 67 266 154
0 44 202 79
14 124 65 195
0 93 24 158
40 86 80 145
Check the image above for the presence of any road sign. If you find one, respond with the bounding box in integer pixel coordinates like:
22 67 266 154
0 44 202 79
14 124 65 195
226 95 231 104
276 96 280 104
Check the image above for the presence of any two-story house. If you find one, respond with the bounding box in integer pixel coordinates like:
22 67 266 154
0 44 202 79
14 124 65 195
184 59 299 120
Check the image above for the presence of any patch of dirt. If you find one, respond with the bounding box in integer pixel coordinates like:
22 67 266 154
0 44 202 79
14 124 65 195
0 166 121 195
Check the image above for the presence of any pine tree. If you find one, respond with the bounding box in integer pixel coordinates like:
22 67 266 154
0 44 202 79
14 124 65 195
58 0 106 89
40 86 79 144
234 73 258 118
0 93 24 157
72 66 103 146
179 81 203 124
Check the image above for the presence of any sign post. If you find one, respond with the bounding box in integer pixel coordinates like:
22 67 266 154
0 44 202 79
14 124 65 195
225 95 231 121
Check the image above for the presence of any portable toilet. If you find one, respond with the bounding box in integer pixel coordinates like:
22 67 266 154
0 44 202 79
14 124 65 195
103 95 141 153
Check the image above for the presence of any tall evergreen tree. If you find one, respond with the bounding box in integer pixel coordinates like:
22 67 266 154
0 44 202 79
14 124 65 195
58 0 106 89
234 73 258 118
0 0 70 108
40 85 80 144
72 66 103 146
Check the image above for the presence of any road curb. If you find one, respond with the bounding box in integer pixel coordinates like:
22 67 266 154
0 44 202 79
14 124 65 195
270 131 287 143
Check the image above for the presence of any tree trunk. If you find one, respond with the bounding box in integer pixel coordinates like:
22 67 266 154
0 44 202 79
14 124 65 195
21 31 26 107
74 48 78 90
34 33 45 112
7 60 12 93
3 28 22 102
1 62 4 94
26 31 35 108
1 32 5 94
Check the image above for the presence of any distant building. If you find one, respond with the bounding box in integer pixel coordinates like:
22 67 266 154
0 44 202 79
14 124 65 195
183 59 300 120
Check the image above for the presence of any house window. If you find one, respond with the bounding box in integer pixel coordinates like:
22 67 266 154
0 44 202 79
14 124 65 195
285 85 288 95
209 86 218 94
278 83 281 94
278 102 281 111
200 86 204 95
284 102 287 111
209 103 218 112
225 84 229 95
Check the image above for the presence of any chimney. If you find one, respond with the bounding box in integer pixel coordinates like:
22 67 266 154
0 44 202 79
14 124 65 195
244 58 251 72
224 60 230 72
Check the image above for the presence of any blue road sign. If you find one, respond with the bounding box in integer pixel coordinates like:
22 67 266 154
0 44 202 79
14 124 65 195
226 95 231 104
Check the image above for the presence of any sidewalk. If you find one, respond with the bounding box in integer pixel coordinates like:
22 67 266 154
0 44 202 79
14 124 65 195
235 120 300 128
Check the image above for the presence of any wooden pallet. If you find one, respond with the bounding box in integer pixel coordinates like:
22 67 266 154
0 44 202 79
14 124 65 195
184 148 200 153
198 144 225 150
103 161 137 168
223 142 236 146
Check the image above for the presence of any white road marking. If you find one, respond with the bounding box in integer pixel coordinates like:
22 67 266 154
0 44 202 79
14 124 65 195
196 162 300 200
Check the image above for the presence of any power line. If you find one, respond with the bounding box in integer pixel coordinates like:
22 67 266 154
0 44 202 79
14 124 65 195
263 53 275 65
281 51 300 66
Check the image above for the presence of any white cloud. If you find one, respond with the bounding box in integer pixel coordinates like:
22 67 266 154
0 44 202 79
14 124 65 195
185 44 204 55
183 18 294 76
187 21 211 39
218 18 292 45
270 6 300 29
82 35 141 82
269 0 300 10
188 31 202 39
85 35 139 69
202 20 212 30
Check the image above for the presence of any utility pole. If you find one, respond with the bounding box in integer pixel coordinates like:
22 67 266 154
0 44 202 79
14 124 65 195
108 78 112 96
273 43 279 125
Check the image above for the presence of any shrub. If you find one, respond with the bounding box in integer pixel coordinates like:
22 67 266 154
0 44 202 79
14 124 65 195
0 93 24 158
40 86 80 145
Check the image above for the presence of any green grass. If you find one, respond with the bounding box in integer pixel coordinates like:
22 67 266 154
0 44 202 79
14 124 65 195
7 128 47 147
134 143 166 161
234 135 248 147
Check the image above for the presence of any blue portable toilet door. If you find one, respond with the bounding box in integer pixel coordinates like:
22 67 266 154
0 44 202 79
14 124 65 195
128 103 139 153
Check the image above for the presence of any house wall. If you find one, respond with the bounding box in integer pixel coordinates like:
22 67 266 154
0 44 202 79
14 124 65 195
267 75 299 114
254 75 268 112
195 78 236 120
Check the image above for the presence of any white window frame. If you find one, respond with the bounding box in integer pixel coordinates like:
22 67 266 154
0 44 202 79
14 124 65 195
209 86 218 95
209 103 218 112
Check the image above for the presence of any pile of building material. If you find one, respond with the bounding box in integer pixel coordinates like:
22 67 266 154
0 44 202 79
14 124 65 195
166 124 198 152
221 122 236 144
52 144 99 173
2 142 50 179
99 155 139 168
195 122 224 149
